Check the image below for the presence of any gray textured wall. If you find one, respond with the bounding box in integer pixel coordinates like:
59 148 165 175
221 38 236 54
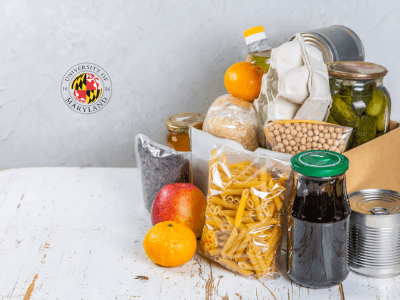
0 0 399 168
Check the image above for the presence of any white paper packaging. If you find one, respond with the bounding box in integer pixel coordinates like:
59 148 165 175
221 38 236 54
255 33 332 147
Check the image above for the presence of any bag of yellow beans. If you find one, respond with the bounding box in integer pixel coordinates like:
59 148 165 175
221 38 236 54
199 145 292 279
265 120 353 155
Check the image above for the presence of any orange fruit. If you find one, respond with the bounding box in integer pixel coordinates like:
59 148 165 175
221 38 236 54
224 62 265 102
143 221 197 267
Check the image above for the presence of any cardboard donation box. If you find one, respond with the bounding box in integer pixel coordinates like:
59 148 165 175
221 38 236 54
190 121 400 196
345 121 400 194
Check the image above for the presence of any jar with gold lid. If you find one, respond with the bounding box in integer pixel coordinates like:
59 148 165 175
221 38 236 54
326 61 390 150
165 113 205 152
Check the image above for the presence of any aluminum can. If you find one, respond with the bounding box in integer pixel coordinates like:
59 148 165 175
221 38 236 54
348 189 400 278
289 25 365 63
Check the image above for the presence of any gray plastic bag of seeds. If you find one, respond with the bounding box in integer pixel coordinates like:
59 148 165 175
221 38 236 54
134 134 192 215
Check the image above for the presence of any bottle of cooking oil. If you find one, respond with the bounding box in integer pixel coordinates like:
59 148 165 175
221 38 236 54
244 26 272 72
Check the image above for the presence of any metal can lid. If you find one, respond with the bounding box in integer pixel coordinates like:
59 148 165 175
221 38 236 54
327 61 388 80
165 113 205 134
291 150 349 177
349 189 400 215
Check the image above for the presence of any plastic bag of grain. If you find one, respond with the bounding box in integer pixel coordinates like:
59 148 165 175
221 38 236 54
134 134 191 214
203 94 259 151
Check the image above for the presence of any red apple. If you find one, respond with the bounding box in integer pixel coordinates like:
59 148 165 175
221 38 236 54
151 183 207 238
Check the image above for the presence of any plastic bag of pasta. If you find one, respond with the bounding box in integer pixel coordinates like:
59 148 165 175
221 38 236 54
199 145 292 279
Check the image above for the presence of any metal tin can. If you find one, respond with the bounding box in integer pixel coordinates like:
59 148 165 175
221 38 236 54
348 189 400 278
289 25 365 63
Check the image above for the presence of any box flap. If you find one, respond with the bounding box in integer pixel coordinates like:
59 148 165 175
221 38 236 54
345 122 400 194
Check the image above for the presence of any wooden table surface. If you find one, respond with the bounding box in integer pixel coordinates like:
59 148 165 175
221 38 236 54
0 167 399 300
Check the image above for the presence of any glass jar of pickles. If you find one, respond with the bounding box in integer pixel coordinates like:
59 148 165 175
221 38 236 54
165 113 205 152
327 62 390 150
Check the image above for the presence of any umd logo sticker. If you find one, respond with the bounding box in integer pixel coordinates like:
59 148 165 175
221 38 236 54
61 63 112 114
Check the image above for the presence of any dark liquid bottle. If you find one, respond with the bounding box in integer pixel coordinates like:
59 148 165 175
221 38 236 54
288 151 351 289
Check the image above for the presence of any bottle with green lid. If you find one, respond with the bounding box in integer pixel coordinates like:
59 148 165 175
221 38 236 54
244 25 272 72
288 150 351 289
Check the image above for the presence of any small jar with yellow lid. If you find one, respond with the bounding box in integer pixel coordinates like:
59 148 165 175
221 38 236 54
165 113 205 152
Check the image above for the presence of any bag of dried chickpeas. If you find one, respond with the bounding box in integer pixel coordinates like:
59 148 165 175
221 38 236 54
265 120 353 155
199 145 292 279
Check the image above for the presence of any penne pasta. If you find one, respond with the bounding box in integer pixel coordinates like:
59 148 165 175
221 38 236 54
228 161 252 168
207 203 216 214
265 202 275 219
201 149 287 279
209 183 222 190
241 216 256 223
210 247 223 256
209 196 239 210
252 243 268 275
225 216 248 231
231 181 264 189
264 225 281 257
236 256 250 262
238 262 255 270
272 193 282 212
250 188 265 221
221 188 246 196
260 182 268 193
206 219 222 230
214 205 223 215
246 218 279 230
247 246 262 278
235 189 249 227
224 195 234 202
221 209 253 218
260 166 269 183
221 223 234 232
234 234 251 260
219 258 254 276
221 228 239 258
226 229 247 258
246 198 254 210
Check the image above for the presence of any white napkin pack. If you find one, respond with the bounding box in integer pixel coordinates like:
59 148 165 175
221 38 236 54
254 33 332 147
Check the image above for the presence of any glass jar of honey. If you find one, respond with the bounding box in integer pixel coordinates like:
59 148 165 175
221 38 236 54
165 113 205 152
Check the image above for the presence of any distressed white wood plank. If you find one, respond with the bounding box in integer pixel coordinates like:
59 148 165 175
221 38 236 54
342 272 400 300
0 167 343 299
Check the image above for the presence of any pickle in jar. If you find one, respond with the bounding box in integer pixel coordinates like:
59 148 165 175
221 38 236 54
329 78 342 95
351 98 368 117
366 89 387 117
376 109 389 132
354 115 376 147
350 82 374 96
346 131 356 151
340 86 352 97
330 95 360 128
327 114 339 125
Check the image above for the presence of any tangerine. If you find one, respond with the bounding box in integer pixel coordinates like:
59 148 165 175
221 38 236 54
224 62 265 102
143 221 197 267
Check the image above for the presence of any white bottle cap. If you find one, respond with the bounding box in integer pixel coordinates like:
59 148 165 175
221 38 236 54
245 32 268 45
244 26 268 45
